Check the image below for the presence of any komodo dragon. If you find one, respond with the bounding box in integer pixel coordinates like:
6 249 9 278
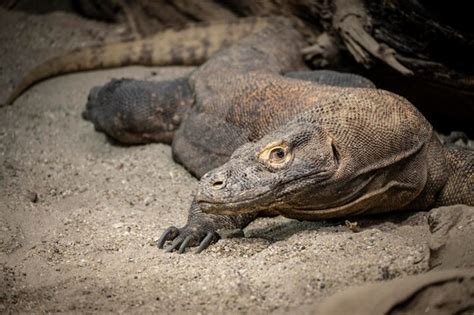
81 17 472 253
10 17 474 253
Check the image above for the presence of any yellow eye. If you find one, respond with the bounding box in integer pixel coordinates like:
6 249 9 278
258 142 292 167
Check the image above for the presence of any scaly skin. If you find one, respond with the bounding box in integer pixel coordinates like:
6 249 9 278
5 17 273 105
81 17 473 253
196 91 472 219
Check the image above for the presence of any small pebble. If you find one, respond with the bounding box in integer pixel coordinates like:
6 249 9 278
26 191 38 203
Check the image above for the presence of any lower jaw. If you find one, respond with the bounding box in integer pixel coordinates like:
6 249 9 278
198 202 262 216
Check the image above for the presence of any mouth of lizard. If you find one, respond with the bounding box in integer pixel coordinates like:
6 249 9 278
197 170 340 215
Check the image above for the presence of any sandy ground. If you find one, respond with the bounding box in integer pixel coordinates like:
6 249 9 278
0 8 472 314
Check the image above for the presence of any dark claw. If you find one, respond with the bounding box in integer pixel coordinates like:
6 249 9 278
165 237 183 253
178 235 194 254
195 232 216 254
157 226 178 249
158 223 219 253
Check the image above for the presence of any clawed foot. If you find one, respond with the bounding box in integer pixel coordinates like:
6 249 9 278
157 224 220 254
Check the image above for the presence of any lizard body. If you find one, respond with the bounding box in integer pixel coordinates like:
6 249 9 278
80 17 473 253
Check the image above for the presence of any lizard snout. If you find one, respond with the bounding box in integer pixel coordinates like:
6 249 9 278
196 169 233 204
204 170 230 190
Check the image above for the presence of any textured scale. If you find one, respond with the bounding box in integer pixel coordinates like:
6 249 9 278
436 146 474 206
6 17 274 105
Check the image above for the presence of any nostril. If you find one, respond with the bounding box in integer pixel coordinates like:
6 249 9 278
211 179 226 190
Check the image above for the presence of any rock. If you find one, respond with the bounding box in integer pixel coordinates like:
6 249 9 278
428 205 474 269
26 190 38 203
312 269 474 315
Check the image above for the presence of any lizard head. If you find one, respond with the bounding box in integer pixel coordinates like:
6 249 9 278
196 89 433 219
196 120 343 216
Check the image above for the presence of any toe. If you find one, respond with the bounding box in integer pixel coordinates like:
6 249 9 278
195 232 218 254
178 235 194 254
157 226 179 249
165 237 184 253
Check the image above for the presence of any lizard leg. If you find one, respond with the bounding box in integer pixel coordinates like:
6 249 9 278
83 75 193 144
157 200 258 254
436 145 474 206
285 69 375 88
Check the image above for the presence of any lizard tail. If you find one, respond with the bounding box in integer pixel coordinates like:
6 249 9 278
436 145 474 206
6 17 270 105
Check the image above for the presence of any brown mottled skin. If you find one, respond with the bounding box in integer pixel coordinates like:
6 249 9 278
12 17 474 253
5 18 273 105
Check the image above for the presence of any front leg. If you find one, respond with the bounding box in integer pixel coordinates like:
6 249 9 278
157 200 258 253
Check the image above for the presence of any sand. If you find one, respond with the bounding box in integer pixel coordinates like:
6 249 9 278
0 8 472 313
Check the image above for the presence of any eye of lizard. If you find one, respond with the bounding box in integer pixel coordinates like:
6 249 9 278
269 147 286 162
258 142 292 168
